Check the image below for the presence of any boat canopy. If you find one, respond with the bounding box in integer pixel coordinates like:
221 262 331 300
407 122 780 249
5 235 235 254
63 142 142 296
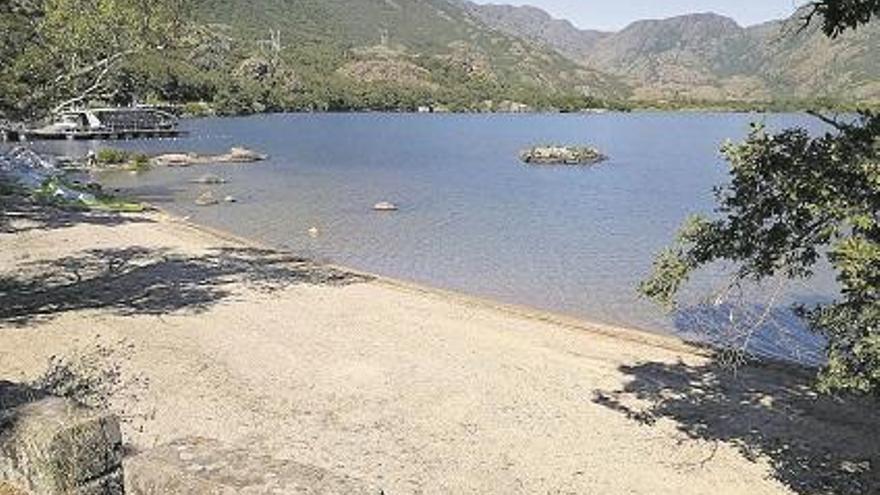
58 108 177 131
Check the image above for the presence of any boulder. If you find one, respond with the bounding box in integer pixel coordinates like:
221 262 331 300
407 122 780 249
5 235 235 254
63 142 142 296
373 201 399 212
195 191 219 207
0 382 124 495
225 147 267 162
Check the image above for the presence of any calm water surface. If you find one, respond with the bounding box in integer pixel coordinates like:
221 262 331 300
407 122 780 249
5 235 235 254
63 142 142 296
35 112 837 362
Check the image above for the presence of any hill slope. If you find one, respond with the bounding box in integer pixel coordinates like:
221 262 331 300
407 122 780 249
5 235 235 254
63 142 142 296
463 3 880 103
194 0 629 109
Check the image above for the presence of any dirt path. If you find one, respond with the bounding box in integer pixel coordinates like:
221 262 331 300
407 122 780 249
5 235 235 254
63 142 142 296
0 210 876 494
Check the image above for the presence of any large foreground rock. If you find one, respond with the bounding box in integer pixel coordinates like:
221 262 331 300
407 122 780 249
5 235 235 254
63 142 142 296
0 382 124 495
126 438 375 495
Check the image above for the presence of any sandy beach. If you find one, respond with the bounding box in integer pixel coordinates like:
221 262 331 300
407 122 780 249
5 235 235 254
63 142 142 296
0 207 877 494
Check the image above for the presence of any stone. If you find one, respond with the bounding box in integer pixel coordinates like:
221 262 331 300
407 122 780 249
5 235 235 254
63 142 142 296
193 174 227 185
373 201 399 212
226 147 268 162
0 482 27 495
125 437 375 495
152 153 197 167
195 192 219 207
0 382 124 495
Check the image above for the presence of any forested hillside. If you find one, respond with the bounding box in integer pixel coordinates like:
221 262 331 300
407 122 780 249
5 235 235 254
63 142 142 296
0 0 630 120
189 0 627 113
3 0 877 121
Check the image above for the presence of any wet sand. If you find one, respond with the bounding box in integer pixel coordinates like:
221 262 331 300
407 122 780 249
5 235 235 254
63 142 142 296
0 209 876 494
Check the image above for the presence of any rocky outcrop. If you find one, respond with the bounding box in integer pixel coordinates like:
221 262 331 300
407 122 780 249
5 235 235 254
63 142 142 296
152 147 268 167
0 382 124 495
520 146 607 165
465 2 880 102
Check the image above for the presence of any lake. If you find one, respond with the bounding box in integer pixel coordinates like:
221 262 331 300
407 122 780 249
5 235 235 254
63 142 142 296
34 112 837 363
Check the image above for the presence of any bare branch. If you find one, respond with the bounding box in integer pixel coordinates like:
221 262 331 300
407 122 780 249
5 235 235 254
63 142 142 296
51 59 119 114
51 49 137 86
806 110 851 131
797 2 822 36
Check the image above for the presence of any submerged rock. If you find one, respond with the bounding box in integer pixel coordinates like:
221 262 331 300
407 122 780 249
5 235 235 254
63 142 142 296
195 191 219 206
193 174 227 185
373 201 399 212
520 146 607 165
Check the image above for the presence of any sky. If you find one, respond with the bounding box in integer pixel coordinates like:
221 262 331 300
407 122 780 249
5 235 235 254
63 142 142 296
472 0 809 31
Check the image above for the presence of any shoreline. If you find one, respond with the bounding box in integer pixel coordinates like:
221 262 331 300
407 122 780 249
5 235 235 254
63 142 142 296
152 206 707 358
1 204 874 494
151 206 823 374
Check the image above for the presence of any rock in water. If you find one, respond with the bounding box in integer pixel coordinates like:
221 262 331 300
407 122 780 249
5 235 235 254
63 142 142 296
194 174 227 185
228 146 268 162
520 146 607 165
153 147 269 167
153 153 198 167
224 195 237 203
195 191 219 206
373 201 399 212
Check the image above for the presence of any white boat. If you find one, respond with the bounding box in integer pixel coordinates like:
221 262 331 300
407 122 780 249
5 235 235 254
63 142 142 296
16 107 186 141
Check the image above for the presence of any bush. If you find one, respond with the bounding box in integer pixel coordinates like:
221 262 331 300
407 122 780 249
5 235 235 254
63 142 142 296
95 148 132 165
182 101 214 117
130 153 150 172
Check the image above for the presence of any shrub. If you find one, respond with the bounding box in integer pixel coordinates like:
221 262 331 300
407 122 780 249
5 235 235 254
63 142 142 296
95 148 131 165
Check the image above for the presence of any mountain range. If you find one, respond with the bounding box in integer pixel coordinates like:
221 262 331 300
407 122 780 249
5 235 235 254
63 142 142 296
461 2 880 103
196 0 880 105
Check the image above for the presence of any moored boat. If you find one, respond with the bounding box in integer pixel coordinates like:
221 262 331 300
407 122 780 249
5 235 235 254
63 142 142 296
5 107 187 141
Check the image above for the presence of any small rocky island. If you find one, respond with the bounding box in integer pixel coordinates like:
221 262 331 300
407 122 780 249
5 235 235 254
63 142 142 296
153 146 268 167
520 146 607 165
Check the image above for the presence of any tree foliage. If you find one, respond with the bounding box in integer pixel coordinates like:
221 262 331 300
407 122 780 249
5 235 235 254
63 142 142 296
643 2 880 395
804 0 880 37
0 0 194 120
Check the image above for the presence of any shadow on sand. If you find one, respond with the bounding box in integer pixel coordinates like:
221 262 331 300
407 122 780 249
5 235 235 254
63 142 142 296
0 246 371 326
593 358 879 494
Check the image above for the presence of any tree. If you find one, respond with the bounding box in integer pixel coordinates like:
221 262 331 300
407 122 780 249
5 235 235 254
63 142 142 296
641 0 880 394
0 0 194 120
801 0 880 36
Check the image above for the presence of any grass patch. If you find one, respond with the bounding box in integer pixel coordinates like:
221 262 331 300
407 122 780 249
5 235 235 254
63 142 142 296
85 196 146 213
94 148 152 172
33 178 146 213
